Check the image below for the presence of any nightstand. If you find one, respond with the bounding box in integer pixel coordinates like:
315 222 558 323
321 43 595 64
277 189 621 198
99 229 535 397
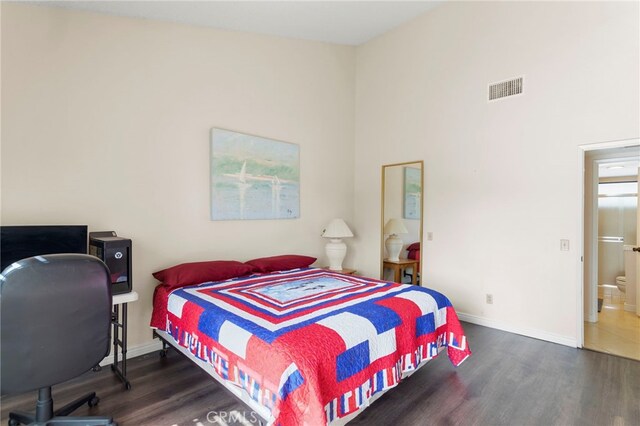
322 267 357 275
383 258 418 284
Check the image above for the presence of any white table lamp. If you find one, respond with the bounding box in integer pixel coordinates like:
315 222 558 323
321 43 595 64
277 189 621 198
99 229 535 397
384 218 408 262
322 218 354 271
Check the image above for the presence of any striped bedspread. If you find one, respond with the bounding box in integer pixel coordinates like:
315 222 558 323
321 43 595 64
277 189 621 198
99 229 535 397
157 268 471 425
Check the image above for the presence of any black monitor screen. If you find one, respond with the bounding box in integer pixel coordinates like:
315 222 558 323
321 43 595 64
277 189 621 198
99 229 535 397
0 225 88 271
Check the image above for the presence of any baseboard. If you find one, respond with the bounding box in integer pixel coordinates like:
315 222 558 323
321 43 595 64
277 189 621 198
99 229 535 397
457 312 578 348
99 339 163 367
623 303 637 313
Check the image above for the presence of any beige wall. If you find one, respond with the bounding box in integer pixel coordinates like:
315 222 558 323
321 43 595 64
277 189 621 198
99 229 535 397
353 1 639 344
1 4 355 348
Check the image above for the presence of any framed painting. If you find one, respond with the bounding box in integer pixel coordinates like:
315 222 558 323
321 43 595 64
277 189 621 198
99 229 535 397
403 166 421 220
210 128 300 221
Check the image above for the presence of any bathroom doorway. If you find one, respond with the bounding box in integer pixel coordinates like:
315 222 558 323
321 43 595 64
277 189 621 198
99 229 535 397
583 145 640 360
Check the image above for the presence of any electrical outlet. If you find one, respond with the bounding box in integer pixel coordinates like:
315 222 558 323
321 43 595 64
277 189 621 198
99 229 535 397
486 294 493 304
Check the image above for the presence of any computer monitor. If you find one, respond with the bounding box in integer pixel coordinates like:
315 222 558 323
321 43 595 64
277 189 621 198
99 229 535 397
0 225 88 271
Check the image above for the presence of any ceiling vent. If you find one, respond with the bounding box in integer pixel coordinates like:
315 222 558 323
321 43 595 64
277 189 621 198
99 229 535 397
488 76 523 101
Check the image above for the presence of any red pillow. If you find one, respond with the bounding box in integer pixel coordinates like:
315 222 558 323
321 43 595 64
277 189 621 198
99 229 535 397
246 255 317 273
152 260 256 289
407 242 421 251
408 249 420 261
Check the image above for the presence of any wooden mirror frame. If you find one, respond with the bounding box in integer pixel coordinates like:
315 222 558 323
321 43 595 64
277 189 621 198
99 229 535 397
380 160 424 283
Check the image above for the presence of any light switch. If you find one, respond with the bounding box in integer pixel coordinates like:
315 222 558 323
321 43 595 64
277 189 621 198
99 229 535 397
427 232 433 241
560 239 570 251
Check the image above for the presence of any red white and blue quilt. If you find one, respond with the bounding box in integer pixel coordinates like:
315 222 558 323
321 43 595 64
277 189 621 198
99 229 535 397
158 268 471 425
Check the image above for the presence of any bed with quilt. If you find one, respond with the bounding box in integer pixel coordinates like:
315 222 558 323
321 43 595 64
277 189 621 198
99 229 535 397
150 257 471 426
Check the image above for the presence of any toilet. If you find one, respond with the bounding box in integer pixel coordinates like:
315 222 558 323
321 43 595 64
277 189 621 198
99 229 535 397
615 275 626 293
615 245 637 293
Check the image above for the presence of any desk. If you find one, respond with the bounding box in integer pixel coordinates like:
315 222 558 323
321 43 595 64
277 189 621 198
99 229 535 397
383 258 419 285
111 291 138 390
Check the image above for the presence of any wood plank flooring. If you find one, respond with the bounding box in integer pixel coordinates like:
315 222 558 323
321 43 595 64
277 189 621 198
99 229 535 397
2 323 639 426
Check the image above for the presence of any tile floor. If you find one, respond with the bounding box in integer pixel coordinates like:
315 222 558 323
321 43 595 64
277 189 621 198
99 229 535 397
584 285 640 360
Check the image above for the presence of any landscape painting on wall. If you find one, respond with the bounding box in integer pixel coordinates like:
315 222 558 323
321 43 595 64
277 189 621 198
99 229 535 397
210 128 300 220
403 166 421 220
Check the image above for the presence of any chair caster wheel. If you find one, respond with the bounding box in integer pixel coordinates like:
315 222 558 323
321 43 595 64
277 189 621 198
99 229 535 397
125 382 132 390
9 418 19 426
88 396 100 407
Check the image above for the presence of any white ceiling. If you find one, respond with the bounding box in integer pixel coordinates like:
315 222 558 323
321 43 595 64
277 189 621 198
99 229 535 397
30 1 442 46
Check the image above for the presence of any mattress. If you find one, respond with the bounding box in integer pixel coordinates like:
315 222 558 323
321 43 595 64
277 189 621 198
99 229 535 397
151 268 471 425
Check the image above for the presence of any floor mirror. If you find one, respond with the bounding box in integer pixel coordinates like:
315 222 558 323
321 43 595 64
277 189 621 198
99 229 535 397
380 161 424 284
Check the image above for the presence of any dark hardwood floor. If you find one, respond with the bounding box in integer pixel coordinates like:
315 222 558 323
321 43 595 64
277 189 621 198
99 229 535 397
2 323 639 426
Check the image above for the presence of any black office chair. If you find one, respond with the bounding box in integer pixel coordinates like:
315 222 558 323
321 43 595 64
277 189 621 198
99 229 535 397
0 254 116 426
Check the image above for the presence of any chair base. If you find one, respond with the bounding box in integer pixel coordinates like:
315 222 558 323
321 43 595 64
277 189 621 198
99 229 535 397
8 390 115 426
9 415 116 426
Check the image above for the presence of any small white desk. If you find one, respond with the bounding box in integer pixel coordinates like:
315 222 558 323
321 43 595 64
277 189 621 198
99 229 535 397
112 291 138 390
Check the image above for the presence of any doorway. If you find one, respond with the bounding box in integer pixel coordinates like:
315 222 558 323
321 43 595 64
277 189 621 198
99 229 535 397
582 142 640 360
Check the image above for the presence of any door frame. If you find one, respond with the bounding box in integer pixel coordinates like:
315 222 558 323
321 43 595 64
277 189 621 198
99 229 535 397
578 138 640 347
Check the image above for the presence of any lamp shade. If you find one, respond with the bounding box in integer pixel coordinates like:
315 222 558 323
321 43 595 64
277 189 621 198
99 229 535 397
322 219 354 239
384 218 408 236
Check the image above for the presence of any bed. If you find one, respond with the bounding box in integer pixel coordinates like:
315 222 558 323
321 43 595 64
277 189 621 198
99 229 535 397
150 264 470 425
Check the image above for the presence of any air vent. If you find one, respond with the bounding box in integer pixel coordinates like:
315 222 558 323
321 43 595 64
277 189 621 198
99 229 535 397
488 76 523 101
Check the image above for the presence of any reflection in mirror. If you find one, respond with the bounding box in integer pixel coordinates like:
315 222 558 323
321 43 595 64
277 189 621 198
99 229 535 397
381 161 423 284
